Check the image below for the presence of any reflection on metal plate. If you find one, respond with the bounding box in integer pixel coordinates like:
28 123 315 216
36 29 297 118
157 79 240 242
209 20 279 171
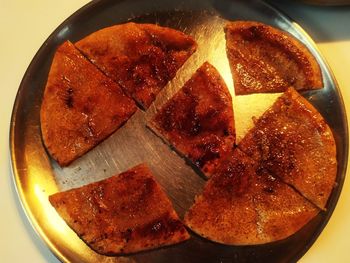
10 0 348 262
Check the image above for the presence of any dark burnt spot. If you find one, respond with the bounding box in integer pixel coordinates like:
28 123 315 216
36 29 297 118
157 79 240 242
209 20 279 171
194 138 221 168
263 187 274 194
130 63 147 87
91 233 109 245
128 45 171 91
148 34 182 78
152 222 162 232
224 162 246 178
185 115 201 136
150 37 168 51
139 178 156 200
241 26 263 41
286 75 297 85
135 213 184 239
199 108 227 133
255 165 269 177
159 93 201 136
213 160 252 197
133 71 145 86
179 99 201 136
64 87 74 108
283 97 292 106
159 102 175 131
121 228 133 243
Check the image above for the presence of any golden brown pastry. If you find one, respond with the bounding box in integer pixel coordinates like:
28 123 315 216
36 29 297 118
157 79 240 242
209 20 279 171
148 62 235 178
40 41 137 166
76 22 197 109
238 87 337 209
225 21 323 95
49 164 190 255
184 149 319 245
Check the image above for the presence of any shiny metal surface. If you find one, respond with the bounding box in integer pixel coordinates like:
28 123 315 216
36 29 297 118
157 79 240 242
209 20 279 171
10 0 348 262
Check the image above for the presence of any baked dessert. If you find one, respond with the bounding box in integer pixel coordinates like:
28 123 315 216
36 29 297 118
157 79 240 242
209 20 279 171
40 41 137 166
76 22 197 109
184 149 319 245
238 87 337 209
148 62 235 178
225 21 323 95
49 164 190 255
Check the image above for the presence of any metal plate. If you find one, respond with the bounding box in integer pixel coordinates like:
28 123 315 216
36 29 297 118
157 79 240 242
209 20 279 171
10 0 348 262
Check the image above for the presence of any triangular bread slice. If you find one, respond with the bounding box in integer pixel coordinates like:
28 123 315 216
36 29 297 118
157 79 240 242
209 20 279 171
49 164 190 255
238 87 337 209
148 62 235 178
75 22 197 109
40 41 137 166
184 149 319 245
225 21 323 95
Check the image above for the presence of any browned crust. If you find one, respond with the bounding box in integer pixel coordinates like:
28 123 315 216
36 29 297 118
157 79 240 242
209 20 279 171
238 87 337 209
49 164 190 255
225 21 323 95
148 62 235 178
40 41 137 166
184 149 319 245
76 22 197 109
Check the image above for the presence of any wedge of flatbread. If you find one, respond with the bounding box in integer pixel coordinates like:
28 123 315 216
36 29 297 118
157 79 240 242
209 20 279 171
148 62 235 178
49 164 190 255
184 149 319 245
40 41 137 166
238 87 337 209
225 21 323 95
76 22 197 109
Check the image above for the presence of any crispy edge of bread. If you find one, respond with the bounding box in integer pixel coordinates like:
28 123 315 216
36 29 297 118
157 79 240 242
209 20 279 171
40 40 137 166
225 20 323 95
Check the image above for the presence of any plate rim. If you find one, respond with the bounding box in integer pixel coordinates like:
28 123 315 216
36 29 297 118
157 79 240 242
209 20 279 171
9 0 349 262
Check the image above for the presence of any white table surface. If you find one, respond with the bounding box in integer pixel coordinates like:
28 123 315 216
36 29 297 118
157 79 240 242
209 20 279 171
1 1 349 262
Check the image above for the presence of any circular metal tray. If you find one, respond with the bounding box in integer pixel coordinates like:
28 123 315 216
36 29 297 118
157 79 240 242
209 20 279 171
10 0 348 262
